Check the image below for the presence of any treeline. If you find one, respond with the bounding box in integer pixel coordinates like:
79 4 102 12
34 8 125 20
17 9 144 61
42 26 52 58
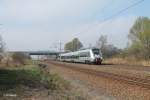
64 38 83 52
126 17 150 60
64 17 150 60
95 35 121 58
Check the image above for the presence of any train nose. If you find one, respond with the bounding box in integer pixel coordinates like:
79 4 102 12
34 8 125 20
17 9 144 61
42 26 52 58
94 55 102 60
94 54 100 58
100 56 103 60
95 58 102 64
95 58 101 61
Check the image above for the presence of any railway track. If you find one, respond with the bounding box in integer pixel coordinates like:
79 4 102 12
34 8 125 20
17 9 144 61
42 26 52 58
47 61 150 89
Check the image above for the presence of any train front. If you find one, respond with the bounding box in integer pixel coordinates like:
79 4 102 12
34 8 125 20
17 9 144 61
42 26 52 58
92 48 103 64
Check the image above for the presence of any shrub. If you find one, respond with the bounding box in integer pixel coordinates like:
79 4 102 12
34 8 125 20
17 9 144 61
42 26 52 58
11 52 30 65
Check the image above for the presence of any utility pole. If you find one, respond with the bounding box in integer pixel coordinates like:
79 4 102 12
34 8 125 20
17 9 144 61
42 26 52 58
59 42 62 52
52 42 63 52
72 41 74 51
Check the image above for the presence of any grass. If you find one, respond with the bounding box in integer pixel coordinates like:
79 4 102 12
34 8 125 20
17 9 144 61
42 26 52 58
0 68 40 86
0 62 86 100
0 65 68 96
104 57 150 66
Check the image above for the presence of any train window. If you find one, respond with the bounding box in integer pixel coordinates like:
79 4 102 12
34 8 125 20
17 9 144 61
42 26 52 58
73 55 78 59
87 52 90 57
92 49 100 55
80 52 85 57
61 56 64 59
70 55 77 59
80 52 90 57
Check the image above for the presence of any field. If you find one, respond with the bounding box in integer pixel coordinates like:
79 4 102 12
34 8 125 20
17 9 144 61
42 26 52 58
104 57 150 67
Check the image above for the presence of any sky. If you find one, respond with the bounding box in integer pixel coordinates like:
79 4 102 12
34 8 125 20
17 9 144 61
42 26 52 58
0 0 149 51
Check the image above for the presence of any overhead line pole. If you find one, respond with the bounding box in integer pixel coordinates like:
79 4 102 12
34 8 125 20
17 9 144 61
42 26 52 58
59 42 62 52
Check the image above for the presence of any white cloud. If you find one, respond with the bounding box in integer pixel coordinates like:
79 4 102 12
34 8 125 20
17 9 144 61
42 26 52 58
0 0 105 22
0 0 137 50
75 16 137 48
1 15 137 51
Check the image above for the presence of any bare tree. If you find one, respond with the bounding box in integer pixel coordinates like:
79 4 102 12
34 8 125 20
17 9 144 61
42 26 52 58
0 35 5 63
0 35 5 53
96 35 121 58
96 35 107 49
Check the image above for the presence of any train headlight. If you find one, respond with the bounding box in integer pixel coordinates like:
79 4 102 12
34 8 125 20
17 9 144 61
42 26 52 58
100 57 103 60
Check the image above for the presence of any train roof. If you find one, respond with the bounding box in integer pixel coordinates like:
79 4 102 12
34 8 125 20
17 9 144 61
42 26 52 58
79 47 99 50
59 47 100 56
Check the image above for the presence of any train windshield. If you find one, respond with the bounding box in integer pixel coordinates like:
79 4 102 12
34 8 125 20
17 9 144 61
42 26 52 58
92 49 100 55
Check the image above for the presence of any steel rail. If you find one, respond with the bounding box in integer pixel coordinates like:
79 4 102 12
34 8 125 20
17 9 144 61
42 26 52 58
47 61 150 89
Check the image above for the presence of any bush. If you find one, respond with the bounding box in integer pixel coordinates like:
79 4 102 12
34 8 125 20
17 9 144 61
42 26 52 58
11 52 30 65
0 65 69 92
41 73 69 90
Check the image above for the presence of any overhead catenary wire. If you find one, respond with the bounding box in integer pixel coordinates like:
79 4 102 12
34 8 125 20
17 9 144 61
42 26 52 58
95 0 114 18
101 0 144 22
75 0 145 36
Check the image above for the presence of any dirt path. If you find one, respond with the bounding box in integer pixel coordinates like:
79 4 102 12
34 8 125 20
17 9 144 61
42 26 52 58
47 62 116 100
